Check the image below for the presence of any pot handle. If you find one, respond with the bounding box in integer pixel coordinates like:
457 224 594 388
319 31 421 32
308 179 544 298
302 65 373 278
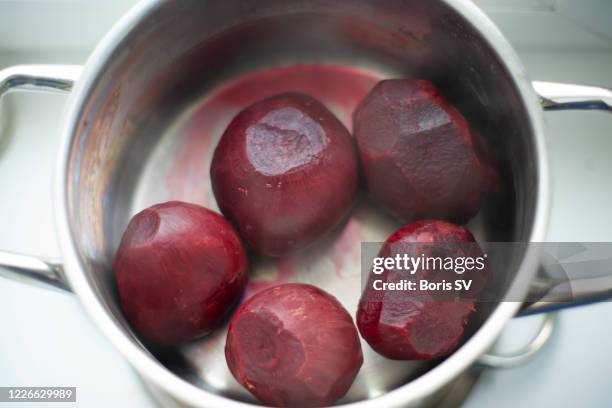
532 81 612 112
515 81 612 315
0 64 82 292
0 64 82 95
478 81 612 368
477 312 558 368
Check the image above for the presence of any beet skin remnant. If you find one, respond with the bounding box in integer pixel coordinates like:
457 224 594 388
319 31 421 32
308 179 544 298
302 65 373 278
226 283 363 407
114 201 249 346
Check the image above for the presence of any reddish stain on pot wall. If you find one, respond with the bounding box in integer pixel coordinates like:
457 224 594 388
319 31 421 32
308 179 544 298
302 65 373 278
329 218 363 278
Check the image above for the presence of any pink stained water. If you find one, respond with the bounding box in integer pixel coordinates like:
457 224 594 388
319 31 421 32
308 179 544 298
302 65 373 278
165 64 384 202
328 217 363 278
243 257 294 300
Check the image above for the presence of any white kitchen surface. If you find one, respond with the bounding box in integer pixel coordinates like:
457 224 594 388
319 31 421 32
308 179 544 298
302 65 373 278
0 1 611 407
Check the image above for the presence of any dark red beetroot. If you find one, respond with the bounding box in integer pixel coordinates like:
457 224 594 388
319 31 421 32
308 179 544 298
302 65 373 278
211 93 359 257
226 284 363 407
353 79 497 223
114 201 249 346
357 220 487 360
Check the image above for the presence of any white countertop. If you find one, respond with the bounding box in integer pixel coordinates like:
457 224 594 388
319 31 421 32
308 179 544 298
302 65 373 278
0 1 611 407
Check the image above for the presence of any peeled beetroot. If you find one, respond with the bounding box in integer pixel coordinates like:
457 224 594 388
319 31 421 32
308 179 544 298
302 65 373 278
114 201 249 345
354 79 496 223
357 220 486 360
211 93 359 257
225 284 363 407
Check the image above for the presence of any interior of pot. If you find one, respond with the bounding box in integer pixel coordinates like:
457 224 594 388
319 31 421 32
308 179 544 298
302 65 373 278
64 0 539 404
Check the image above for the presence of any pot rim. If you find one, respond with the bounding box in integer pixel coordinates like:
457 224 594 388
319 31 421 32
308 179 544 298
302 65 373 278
54 0 550 407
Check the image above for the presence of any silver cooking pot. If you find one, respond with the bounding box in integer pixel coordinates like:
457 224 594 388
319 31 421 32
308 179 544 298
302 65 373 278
0 0 611 407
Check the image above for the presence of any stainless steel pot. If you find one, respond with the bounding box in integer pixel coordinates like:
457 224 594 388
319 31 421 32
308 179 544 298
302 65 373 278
0 0 611 407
